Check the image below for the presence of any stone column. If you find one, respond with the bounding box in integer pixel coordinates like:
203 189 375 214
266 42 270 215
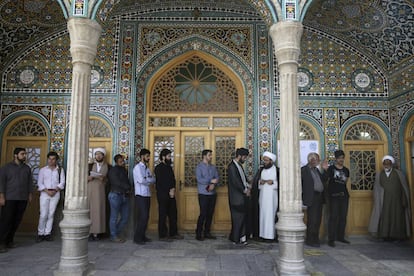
270 21 307 275
55 18 102 276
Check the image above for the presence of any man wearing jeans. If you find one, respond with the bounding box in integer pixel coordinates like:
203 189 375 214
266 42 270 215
195 149 219 241
107 154 131 243
36 151 65 242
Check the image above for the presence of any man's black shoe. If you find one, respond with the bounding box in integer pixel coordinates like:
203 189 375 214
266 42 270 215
328 240 335 247
134 240 145 245
204 233 216 240
196 236 204 241
143 237 152 242
338 239 350 244
44 235 53 241
36 235 45 243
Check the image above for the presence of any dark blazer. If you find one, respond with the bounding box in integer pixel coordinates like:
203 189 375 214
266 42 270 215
301 165 327 207
227 160 247 212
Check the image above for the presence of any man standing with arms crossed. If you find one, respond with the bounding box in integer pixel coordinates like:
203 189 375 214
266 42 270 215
133 149 156 244
0 148 33 253
36 151 65 242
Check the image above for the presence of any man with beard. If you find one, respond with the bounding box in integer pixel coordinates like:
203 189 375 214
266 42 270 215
369 155 411 241
133 148 156 244
87 147 109 241
0 148 33 253
227 148 250 245
154 149 183 241
257 151 279 242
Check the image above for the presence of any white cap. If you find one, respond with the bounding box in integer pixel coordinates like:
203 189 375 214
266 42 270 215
93 147 106 156
262 151 276 162
382 155 395 164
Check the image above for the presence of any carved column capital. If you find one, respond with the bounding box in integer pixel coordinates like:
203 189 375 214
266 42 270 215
269 21 303 67
67 18 102 65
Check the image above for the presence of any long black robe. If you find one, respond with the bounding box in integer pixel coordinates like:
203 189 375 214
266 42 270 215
227 160 248 242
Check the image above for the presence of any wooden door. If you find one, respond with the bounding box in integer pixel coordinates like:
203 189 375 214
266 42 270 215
148 130 241 232
2 140 47 233
344 144 384 235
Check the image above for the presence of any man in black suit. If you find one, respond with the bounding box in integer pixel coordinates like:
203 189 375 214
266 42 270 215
227 148 250 245
301 152 328 247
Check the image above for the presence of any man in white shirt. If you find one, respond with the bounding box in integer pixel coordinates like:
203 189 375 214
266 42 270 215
133 148 156 244
36 151 65 242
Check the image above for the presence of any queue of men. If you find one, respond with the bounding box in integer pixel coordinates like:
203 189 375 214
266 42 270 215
0 146 411 253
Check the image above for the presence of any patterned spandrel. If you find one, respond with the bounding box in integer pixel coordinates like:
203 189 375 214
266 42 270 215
184 136 204 187
215 136 236 187
151 55 239 112
149 117 176 127
26 147 41 186
89 119 111 138
181 117 209 127
344 122 381 140
8 119 47 136
213 118 241 128
153 136 175 165
299 121 315 140
349 150 376 190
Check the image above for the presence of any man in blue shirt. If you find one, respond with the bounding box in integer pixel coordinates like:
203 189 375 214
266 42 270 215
195 149 219 241
133 149 156 245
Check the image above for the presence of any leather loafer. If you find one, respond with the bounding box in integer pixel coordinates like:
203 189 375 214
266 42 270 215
204 234 216 240
328 240 335 247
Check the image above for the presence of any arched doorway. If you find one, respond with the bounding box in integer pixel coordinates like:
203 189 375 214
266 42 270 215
403 115 414 239
1 116 49 232
342 121 387 235
146 51 245 232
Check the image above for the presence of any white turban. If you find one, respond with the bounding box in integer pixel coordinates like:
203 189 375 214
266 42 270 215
382 155 394 164
262 151 276 162
93 147 106 156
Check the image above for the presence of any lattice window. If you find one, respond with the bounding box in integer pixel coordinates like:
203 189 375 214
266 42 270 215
184 136 204 187
26 147 41 186
409 121 414 137
153 136 175 165
8 119 46 136
89 119 111 138
151 55 239 112
344 123 381 140
214 136 236 187
149 117 176 127
299 122 315 140
349 150 376 190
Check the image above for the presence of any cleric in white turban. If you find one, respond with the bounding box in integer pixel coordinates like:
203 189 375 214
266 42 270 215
368 154 411 241
262 151 276 163
93 147 106 156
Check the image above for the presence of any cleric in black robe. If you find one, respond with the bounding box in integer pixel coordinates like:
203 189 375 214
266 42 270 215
227 148 250 245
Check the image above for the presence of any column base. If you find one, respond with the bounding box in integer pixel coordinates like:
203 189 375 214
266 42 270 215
275 211 308 275
55 209 91 276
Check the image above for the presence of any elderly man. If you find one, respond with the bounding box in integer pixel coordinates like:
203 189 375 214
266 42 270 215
257 151 279 242
301 152 328 247
368 155 411 241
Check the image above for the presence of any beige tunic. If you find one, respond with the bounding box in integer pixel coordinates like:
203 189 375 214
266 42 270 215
88 162 108 234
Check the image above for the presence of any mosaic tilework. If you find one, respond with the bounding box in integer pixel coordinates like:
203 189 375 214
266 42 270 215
1 104 51 123
339 109 389 129
298 27 387 97
139 24 253 69
304 0 414 72
100 0 273 26
324 108 339 160
257 24 272 154
391 99 414 162
0 0 66 67
3 20 117 92
389 66 414 96
68 105 116 125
